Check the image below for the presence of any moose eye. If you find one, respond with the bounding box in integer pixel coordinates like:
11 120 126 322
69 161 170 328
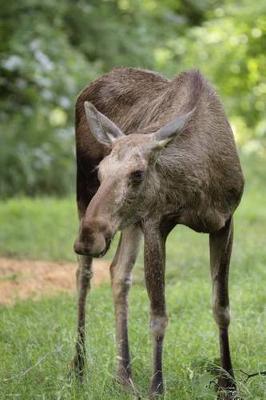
130 170 145 184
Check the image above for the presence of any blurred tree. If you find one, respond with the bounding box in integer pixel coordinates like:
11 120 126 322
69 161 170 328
0 1 95 196
159 0 266 148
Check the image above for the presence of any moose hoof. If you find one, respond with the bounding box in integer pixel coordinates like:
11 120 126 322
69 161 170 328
116 368 134 387
217 389 239 400
70 354 86 381
116 374 132 388
217 375 238 400
149 377 164 398
115 371 140 398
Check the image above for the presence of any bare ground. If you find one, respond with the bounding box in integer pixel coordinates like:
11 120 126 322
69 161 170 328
0 257 110 306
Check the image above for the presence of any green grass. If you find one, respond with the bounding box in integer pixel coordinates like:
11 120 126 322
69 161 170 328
0 155 265 399
0 197 77 261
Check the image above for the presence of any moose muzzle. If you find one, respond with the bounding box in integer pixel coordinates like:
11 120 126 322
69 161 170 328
74 218 113 258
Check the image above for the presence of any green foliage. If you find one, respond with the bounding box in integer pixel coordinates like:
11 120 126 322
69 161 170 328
1 0 266 197
173 0 266 146
0 1 96 197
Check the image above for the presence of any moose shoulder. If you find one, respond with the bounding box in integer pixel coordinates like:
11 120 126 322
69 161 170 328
72 68 244 399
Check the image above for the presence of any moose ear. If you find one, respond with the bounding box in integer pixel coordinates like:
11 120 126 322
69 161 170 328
84 101 125 146
152 107 196 148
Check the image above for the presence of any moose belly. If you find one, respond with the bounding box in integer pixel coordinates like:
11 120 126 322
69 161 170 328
178 206 229 234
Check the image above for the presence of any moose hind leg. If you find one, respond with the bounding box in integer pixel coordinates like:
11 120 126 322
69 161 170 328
209 217 236 397
73 255 93 379
110 224 142 385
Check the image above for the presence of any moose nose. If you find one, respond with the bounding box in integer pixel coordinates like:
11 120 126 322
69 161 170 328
74 234 106 257
74 221 112 258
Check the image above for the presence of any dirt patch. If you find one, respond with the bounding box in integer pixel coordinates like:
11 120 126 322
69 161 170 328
0 257 110 306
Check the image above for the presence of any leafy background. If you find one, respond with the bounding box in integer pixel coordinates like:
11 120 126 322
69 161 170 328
1 0 265 197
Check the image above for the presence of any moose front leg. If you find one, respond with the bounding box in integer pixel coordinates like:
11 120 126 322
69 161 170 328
110 225 142 386
209 217 236 399
73 255 93 379
144 221 168 397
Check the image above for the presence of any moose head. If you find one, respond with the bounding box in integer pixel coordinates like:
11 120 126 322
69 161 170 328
74 101 194 257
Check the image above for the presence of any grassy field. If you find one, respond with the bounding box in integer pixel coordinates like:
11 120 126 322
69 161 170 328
0 155 265 399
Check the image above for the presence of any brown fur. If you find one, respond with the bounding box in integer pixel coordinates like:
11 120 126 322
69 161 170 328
72 67 244 398
75 68 243 229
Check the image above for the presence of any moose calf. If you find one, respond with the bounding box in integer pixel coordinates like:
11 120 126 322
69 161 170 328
73 68 244 398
